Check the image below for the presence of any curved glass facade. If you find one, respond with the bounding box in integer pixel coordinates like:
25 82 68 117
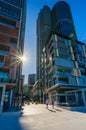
51 1 77 39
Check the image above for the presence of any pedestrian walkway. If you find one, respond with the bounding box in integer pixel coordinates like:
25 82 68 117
0 104 86 130
22 103 64 115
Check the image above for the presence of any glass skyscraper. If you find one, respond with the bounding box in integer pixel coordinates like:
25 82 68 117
36 5 51 80
0 0 26 112
36 1 86 105
36 6 51 102
51 1 77 39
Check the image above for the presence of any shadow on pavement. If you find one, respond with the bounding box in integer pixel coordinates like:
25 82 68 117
0 111 30 130
54 108 62 112
48 108 56 113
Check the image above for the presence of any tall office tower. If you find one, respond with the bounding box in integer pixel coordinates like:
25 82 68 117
28 74 36 86
0 0 26 111
36 5 51 101
51 1 77 39
37 1 86 105
36 5 51 81
28 74 36 100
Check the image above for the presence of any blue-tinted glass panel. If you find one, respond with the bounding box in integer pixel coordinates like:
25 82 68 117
0 62 4 67
0 71 9 78
2 0 21 7
0 50 9 55
0 1 21 21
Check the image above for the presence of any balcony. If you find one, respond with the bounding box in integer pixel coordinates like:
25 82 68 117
78 61 85 67
58 79 69 85
58 43 69 49
57 75 77 85
0 62 4 67
57 71 71 77
59 51 70 57
73 48 81 54
55 57 74 68
0 78 16 84
0 24 18 38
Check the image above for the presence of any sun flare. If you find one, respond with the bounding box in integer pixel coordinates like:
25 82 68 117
19 56 26 61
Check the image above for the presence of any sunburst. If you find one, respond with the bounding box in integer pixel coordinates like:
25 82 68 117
9 49 25 67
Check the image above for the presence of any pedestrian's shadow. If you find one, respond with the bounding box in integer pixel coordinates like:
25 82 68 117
54 108 62 112
48 108 56 113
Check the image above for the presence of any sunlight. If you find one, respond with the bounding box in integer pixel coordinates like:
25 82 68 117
19 56 26 62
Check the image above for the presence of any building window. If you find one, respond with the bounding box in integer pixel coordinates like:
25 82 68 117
0 55 4 66
0 71 9 78
53 78 56 85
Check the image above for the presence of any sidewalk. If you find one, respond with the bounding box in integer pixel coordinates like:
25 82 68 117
0 104 86 130
22 103 64 115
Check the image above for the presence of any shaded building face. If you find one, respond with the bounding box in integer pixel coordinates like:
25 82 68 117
0 0 21 82
0 0 26 110
36 5 51 81
51 1 77 39
28 74 36 85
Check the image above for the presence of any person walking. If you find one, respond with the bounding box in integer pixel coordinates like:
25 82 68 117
45 99 48 109
51 100 54 109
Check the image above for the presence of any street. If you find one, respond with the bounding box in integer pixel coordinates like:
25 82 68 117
0 104 86 130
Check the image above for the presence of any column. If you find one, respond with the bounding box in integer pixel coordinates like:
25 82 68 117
48 92 51 104
75 91 78 105
9 89 13 107
82 90 86 106
43 92 45 104
65 93 68 105
0 84 6 113
56 93 59 106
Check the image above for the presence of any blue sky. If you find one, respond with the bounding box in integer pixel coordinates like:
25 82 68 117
22 0 86 83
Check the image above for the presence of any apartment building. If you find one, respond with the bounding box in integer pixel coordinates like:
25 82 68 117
42 33 86 106
0 0 26 112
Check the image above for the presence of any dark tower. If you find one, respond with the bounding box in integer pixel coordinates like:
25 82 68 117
36 6 51 81
51 1 77 39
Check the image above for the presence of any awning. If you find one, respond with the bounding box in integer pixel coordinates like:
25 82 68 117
45 84 86 93
6 83 16 89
